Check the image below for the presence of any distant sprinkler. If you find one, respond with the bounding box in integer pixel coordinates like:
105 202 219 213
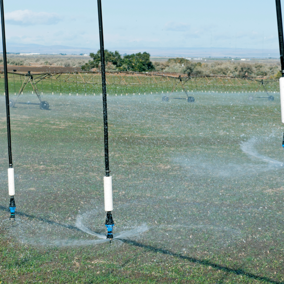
0 0 16 219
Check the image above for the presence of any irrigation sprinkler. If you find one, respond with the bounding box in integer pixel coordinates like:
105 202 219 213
256 80 274 101
97 0 114 241
276 0 284 147
9 71 50 110
256 79 274 100
248 79 274 101
1 0 16 219
162 75 195 103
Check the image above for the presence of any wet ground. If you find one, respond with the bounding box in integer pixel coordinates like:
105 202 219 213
0 91 284 283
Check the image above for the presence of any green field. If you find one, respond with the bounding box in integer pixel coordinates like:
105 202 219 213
0 73 280 97
0 91 284 283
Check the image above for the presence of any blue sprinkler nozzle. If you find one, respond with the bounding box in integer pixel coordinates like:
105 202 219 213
282 133 284 148
105 224 114 238
105 211 114 240
9 196 16 219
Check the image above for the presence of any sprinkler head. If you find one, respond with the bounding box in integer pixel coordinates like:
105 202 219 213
105 225 114 239
105 211 114 240
282 133 284 148
9 196 16 219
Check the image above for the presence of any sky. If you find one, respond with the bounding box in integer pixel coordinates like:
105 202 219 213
1 0 283 56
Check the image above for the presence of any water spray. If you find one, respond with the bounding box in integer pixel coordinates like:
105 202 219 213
0 0 16 219
97 0 114 240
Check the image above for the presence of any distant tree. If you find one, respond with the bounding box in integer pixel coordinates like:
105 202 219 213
118 52 155 72
81 50 122 71
167 58 190 65
81 50 154 72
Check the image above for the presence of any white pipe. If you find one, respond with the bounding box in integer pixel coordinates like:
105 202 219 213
280 77 284 123
8 168 15 196
104 176 113 212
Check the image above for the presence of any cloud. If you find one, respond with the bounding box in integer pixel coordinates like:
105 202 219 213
6 10 61 26
164 22 190 32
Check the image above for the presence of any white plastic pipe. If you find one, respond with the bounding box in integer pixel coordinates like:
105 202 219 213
104 176 113 212
280 77 284 123
8 168 15 196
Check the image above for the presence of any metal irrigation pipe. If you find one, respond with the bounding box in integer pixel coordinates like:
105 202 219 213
1 0 16 219
0 0 12 168
276 0 284 76
13 73 16 94
97 0 114 241
50 75 53 93
98 0 110 177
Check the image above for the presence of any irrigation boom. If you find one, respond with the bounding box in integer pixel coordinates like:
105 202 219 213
0 0 16 218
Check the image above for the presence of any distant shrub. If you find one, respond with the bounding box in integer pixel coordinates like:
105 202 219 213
167 58 190 65
106 62 117 71
275 70 282 79
192 67 205 76
151 58 281 78
211 66 231 76
7 60 24 66
152 62 169 72
164 63 185 73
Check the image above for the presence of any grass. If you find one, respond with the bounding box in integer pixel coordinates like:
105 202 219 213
0 73 280 97
0 92 284 283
